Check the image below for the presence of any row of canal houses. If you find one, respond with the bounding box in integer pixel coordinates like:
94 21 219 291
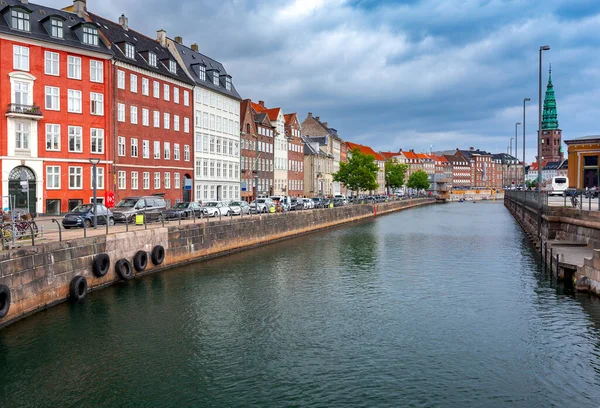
0 0 524 216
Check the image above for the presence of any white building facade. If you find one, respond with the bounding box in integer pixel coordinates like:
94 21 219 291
167 38 241 202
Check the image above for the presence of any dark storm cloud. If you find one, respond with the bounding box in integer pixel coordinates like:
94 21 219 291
45 0 600 161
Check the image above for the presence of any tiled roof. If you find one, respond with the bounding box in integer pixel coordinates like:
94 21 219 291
380 151 399 160
0 0 112 55
170 39 241 99
402 151 419 160
416 153 433 160
88 13 193 85
251 102 281 122
346 142 385 161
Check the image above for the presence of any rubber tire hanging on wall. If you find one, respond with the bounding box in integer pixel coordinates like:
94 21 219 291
92 253 110 277
0 284 11 319
69 276 87 302
151 245 165 265
133 251 148 272
115 259 134 281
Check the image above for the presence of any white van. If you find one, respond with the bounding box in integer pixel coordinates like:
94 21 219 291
548 176 568 196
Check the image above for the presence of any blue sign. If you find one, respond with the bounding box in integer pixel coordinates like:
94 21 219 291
241 182 247 192
184 178 193 190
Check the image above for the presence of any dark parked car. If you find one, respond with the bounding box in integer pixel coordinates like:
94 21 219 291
112 196 168 223
164 202 203 220
333 198 345 207
289 198 304 211
62 204 114 229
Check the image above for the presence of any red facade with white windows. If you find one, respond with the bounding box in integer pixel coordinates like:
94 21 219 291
0 1 112 215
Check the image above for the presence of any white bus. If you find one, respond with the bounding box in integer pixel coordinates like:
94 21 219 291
548 176 568 196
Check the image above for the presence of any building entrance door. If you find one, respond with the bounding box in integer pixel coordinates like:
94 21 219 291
8 166 36 214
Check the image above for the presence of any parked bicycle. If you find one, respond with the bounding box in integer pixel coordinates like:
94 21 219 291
0 210 38 241
571 194 581 209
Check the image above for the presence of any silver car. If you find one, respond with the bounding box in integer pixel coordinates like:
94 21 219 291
249 198 275 214
228 200 251 216
202 201 232 217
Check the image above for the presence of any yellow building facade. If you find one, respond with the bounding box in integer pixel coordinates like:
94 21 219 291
565 136 600 189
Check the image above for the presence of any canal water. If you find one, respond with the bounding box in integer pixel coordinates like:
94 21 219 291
1 203 600 407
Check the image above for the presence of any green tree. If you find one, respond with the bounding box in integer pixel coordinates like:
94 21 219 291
333 148 379 195
407 170 430 191
385 160 408 194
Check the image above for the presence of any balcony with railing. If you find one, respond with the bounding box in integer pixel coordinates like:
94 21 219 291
6 104 43 119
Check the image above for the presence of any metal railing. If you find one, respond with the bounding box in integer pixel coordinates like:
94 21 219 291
0 197 435 251
505 189 600 212
6 103 43 116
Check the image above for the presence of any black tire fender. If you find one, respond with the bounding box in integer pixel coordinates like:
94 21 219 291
69 276 87 302
151 245 165 265
0 284 11 319
115 259 134 281
133 250 148 272
92 253 110 277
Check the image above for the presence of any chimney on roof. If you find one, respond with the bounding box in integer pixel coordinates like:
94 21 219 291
157 29 167 47
322 122 328 128
398 148 402 152
307 112 312 118
191 43 199 52
469 147 474 151
259 101 265 107
119 13 128 30
315 116 320 121
175 36 183 44
73 0 86 17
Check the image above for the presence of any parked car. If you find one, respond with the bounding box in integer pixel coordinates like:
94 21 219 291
250 198 275 214
112 196 167 223
289 198 304 211
303 198 315 209
334 194 347 204
228 200 251 216
164 202 203 220
62 204 114 229
202 201 232 217
333 198 346 207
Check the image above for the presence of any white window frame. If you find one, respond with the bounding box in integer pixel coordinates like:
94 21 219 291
184 90 190 106
173 115 180 132
131 138 138 157
68 126 83 152
130 73 138 93
163 84 170 101
118 136 126 156
142 77 149 96
184 145 190 161
142 108 149 127
174 87 180 104
142 140 149 158
68 166 83 189
153 81 160 98
131 171 139 190
164 112 170 129
46 166 61 189
143 172 150 189
125 43 135 59
90 92 104 116
164 172 171 189
45 86 60 111
154 172 161 189
174 143 180 160
44 51 59 76
184 118 190 133
174 173 180 189
118 103 125 122
68 56 82 79
45 124 60 151
90 60 103 83
117 70 125 89
153 111 160 128
130 105 138 124
118 171 126 190
13 45 29 71
90 128 104 154
67 89 82 113
154 141 160 159
164 142 171 160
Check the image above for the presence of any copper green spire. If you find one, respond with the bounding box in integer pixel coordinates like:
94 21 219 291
542 64 559 130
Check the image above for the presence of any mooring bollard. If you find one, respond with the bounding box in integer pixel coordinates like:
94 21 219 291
104 215 109 235
144 211 147 230
82 219 87 238
178 212 182 226
125 216 129 232
160 211 165 227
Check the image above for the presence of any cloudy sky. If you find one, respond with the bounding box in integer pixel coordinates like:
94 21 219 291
50 0 600 162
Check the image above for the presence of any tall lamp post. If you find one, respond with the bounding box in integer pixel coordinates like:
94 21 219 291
509 138 514 187
522 98 530 218
515 123 521 188
538 45 551 238
89 158 101 229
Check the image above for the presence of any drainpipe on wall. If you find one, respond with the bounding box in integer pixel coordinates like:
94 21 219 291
112 60 117 197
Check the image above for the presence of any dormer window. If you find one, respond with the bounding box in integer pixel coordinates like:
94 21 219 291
198 65 206 81
125 43 135 59
82 26 99 46
213 71 219 86
169 60 177 74
225 77 231 91
148 52 157 67
50 19 63 38
11 9 30 31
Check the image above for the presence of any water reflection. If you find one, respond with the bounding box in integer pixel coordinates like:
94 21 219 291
1 203 600 407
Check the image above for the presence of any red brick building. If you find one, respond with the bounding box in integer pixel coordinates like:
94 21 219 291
0 0 113 215
284 113 303 197
239 99 275 201
89 12 195 207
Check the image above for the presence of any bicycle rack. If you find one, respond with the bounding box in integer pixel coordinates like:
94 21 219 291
51 219 62 242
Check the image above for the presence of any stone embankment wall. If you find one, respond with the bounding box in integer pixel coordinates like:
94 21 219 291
504 195 600 296
0 198 434 328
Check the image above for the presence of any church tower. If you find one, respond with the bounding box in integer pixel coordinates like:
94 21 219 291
540 65 563 162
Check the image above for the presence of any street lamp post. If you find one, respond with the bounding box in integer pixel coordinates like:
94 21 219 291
510 138 514 187
515 122 521 185
522 98 530 219
89 158 101 229
538 45 550 238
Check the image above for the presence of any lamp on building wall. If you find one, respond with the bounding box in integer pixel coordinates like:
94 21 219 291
89 158 101 229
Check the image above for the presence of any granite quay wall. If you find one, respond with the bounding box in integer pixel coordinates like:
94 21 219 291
0 198 435 328
504 193 600 296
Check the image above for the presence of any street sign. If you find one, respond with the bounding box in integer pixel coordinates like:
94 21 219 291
241 181 247 192
184 178 192 190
